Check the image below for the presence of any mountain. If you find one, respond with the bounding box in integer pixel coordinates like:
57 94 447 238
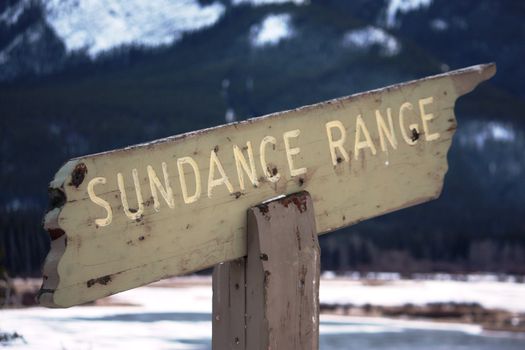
1 0 524 276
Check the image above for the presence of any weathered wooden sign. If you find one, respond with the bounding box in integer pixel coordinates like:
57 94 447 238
39 63 495 307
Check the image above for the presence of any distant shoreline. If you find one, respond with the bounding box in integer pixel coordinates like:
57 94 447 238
320 301 525 333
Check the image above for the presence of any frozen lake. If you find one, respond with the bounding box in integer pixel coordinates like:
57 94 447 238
3 276 525 349
4 309 525 350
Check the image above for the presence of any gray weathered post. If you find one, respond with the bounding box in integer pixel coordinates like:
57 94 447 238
212 258 246 349
213 191 320 350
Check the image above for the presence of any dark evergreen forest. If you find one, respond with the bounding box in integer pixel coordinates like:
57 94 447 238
1 0 524 277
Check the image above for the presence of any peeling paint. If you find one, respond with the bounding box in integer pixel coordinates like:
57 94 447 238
281 192 308 213
48 188 66 209
48 228 65 240
411 128 420 142
86 275 112 288
70 163 88 188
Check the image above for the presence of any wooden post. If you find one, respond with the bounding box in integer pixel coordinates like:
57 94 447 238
212 258 246 349
212 191 320 350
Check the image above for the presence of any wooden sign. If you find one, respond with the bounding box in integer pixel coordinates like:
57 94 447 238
39 64 495 307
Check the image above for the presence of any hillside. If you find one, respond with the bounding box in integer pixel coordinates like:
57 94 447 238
1 0 524 276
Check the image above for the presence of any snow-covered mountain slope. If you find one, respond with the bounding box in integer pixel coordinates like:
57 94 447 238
43 0 225 57
0 0 311 59
383 0 433 28
0 0 437 79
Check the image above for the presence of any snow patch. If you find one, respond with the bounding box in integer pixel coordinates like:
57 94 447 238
250 13 294 47
490 124 515 142
320 322 404 334
0 0 31 26
233 0 307 6
385 0 433 28
430 18 448 31
0 34 23 65
320 278 525 313
0 22 45 65
342 26 401 57
322 315 483 335
4 197 40 212
43 0 225 58
458 121 517 150
225 108 236 123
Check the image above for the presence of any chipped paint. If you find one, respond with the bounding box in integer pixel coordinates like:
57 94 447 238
86 275 112 288
70 163 87 188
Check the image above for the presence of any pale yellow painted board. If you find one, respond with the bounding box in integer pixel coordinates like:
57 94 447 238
39 64 496 307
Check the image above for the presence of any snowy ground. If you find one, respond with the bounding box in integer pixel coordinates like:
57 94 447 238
2 276 525 349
